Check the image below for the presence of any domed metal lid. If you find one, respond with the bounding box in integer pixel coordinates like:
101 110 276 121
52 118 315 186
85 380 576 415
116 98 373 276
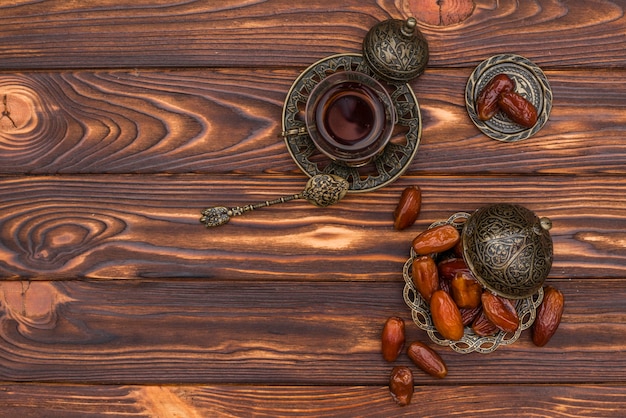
461 204 553 299
362 17 429 83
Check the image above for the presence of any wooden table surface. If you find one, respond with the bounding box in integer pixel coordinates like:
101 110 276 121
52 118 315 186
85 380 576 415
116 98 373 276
1 1 625 416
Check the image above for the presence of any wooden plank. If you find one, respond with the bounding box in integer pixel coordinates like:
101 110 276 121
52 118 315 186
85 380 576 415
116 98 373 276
0 278 623 384
0 1 624 70
0 174 624 280
2 383 626 417
1 1 622 415
0 68 625 175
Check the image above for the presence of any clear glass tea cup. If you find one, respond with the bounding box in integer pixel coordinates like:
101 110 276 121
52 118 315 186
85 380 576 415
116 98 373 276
305 71 396 167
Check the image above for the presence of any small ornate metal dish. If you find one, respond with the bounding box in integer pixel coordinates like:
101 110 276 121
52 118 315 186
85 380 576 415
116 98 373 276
402 212 545 354
282 53 422 192
465 54 552 142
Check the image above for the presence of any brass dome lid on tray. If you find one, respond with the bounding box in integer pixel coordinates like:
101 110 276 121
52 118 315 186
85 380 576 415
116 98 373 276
461 203 553 299
362 17 429 83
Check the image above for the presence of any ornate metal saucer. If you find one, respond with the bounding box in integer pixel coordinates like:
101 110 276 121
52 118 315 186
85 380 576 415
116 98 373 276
402 212 544 354
281 53 422 192
465 54 552 142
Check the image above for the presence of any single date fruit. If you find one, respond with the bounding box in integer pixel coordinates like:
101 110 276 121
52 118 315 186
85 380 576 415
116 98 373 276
407 341 448 378
451 271 483 309
412 224 460 256
498 91 538 128
412 255 440 302
460 305 482 327
481 291 519 333
471 309 499 336
532 286 564 347
437 257 470 282
476 73 515 121
393 185 422 230
389 366 414 406
452 239 464 258
381 316 406 362
430 290 464 341
438 276 452 295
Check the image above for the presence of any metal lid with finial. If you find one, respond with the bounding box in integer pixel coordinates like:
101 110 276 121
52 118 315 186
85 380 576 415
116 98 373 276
461 203 554 299
362 17 429 83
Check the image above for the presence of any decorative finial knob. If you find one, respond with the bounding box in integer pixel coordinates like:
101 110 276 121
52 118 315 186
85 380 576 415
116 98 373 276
401 17 417 37
540 217 552 231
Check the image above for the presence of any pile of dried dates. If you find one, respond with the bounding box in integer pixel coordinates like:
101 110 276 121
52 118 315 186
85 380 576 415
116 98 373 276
385 186 565 407
410 224 564 342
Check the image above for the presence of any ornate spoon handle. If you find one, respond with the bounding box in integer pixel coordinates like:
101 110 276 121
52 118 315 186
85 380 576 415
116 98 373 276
200 174 349 227
200 194 301 227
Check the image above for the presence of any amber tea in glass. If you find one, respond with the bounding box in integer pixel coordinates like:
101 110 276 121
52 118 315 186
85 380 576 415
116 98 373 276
306 71 395 166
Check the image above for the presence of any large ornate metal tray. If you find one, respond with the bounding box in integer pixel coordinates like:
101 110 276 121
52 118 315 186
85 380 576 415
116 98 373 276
402 212 544 354
282 53 422 192
465 54 552 142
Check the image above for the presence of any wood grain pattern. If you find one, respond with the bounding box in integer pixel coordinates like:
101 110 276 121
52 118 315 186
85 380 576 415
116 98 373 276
3 384 626 417
0 69 625 175
1 0 625 415
0 1 624 69
0 175 625 280
0 278 623 384
404 0 476 26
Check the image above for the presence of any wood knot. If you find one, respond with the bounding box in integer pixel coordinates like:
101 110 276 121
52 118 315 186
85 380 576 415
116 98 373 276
0 88 36 132
0 282 74 332
0 78 67 169
402 0 475 26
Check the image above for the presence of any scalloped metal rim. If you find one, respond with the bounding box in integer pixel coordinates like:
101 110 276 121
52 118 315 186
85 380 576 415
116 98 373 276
281 53 421 193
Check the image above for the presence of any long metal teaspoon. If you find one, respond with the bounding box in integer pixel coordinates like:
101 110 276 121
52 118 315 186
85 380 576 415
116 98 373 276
200 174 349 227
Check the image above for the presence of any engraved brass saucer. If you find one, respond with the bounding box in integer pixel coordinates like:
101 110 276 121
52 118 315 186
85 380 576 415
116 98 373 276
402 212 545 354
281 53 422 192
465 54 552 142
